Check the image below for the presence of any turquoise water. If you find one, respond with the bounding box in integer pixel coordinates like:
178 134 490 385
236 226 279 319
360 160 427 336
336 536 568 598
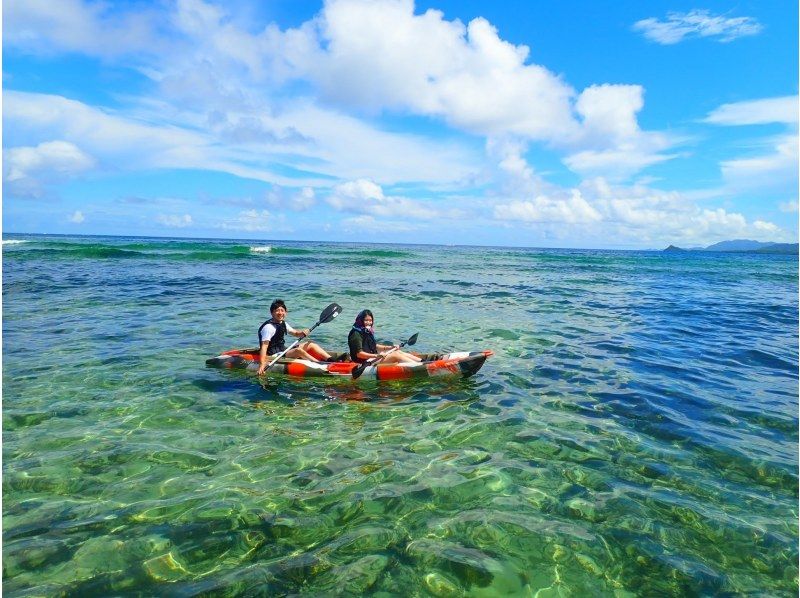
3 234 798 596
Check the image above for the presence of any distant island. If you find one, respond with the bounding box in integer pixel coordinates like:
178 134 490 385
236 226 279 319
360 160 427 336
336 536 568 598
664 240 799 254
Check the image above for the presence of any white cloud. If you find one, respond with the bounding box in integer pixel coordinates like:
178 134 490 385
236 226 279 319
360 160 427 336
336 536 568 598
705 96 799 126
69 210 85 224
719 134 798 193
291 1 579 140
5 140 95 181
633 10 762 45
4 0 164 57
780 201 798 213
492 178 790 245
4 91 207 171
494 190 602 224
156 214 193 228
219 209 274 232
576 84 644 144
701 97 799 198
754 220 779 232
265 186 316 211
564 85 676 179
4 140 95 198
564 144 673 181
5 90 481 189
326 178 441 219
341 214 416 232
486 137 543 197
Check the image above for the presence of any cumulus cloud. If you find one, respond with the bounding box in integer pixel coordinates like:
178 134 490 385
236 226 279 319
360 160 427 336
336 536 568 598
326 178 442 219
494 191 602 224
486 137 544 198
704 96 799 126
156 213 194 228
299 3 579 141
4 140 95 198
633 10 762 45
69 210 85 224
564 85 676 179
493 178 790 245
754 220 779 232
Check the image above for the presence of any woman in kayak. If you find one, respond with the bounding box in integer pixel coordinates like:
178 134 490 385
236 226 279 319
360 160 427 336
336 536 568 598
348 310 422 364
257 299 335 374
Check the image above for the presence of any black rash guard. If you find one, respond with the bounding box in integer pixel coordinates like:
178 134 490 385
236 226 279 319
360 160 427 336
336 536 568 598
348 327 377 363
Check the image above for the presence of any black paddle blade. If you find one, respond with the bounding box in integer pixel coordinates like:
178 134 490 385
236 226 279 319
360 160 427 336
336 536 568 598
351 362 368 379
405 333 419 346
319 303 342 324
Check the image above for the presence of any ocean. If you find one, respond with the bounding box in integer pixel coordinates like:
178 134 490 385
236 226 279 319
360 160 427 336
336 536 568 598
2 234 798 596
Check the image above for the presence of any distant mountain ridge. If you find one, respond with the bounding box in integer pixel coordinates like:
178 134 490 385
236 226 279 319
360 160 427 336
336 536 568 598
705 239 773 252
663 239 799 254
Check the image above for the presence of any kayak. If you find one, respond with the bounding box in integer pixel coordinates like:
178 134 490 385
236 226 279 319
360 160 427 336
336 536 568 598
205 349 493 381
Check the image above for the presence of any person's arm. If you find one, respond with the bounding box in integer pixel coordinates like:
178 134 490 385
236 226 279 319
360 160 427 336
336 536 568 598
286 323 309 338
257 342 269 375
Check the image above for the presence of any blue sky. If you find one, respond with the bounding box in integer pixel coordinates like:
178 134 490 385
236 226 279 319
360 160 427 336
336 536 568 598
3 0 798 248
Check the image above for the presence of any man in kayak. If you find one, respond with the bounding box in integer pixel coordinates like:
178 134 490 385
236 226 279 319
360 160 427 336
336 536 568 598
257 299 336 374
348 310 422 364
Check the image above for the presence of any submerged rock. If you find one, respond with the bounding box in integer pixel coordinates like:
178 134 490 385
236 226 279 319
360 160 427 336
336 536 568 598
143 551 190 582
423 570 463 597
333 554 390 594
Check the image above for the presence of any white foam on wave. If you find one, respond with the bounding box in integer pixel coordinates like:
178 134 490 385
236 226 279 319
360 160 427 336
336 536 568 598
250 246 272 253
2 240 28 245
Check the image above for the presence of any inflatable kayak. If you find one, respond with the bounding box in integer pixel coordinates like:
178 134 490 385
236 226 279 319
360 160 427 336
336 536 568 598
205 349 493 381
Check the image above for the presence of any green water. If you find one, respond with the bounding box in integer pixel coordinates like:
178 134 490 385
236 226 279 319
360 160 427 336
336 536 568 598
3 236 798 596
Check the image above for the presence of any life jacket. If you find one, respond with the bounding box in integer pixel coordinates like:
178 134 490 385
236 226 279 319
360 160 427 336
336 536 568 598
349 326 377 363
259 318 287 355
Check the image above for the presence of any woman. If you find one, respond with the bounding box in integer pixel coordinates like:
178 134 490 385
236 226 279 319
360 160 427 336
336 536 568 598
348 310 422 364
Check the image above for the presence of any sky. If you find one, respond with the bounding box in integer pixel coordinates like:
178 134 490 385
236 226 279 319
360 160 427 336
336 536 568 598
3 0 798 248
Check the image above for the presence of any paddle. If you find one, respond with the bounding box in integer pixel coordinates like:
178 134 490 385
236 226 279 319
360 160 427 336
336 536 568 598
261 303 342 374
352 332 418 379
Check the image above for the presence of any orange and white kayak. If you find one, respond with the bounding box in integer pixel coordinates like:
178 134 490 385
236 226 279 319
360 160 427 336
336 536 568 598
205 349 493 381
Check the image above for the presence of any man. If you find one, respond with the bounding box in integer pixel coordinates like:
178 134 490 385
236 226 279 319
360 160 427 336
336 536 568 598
256 299 335 375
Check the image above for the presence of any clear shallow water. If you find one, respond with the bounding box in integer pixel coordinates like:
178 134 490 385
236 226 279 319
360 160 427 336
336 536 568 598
2 234 797 596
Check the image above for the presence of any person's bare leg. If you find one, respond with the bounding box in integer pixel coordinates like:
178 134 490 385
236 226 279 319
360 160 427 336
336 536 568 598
286 346 323 362
298 341 331 360
382 351 421 364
